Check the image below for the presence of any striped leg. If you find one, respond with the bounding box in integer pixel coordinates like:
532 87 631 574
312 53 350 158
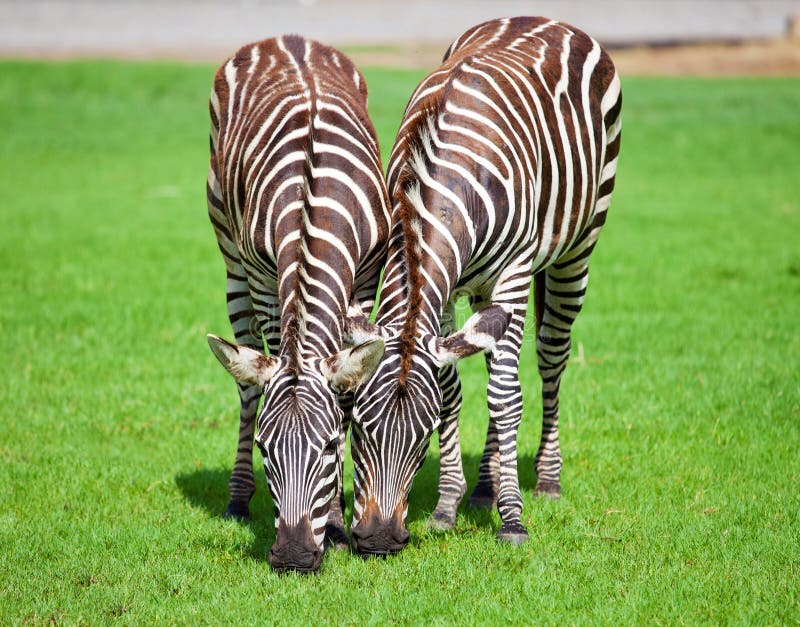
222 269 264 520
467 353 499 509
488 305 531 544
468 295 499 509
534 110 618 494
208 162 261 520
534 228 600 497
428 363 467 530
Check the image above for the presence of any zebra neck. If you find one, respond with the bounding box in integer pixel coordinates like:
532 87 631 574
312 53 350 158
278 288 346 367
375 213 455 351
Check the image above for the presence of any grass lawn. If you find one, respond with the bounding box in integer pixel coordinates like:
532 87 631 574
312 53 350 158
1 60 798 623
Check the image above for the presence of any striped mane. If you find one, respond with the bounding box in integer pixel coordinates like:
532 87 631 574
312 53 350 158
395 102 440 386
283 37 319 374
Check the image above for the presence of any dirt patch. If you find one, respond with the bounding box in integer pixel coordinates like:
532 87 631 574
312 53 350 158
344 38 800 75
610 38 800 76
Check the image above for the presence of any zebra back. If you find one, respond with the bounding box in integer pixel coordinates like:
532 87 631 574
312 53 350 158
210 36 389 360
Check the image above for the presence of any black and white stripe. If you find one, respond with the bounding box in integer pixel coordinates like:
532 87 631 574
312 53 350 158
348 17 622 551
205 35 389 571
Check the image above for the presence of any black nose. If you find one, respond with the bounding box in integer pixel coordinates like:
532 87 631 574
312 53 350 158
268 518 324 573
351 515 410 556
268 545 322 573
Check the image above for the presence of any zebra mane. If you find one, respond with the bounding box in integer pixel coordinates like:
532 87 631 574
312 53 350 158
284 64 319 374
394 102 440 386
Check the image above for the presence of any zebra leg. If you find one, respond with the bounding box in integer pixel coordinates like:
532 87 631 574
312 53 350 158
488 307 530 544
428 364 467 530
467 354 499 509
468 293 499 509
208 158 260 520
534 242 596 498
325 392 352 550
222 271 264 520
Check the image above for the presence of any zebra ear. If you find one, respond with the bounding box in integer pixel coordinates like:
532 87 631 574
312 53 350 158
344 308 386 346
433 305 512 366
322 338 385 392
207 334 279 387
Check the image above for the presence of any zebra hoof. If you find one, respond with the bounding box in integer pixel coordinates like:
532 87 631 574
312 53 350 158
496 522 530 545
426 509 456 531
534 480 562 499
467 484 497 509
324 524 350 551
467 494 496 509
222 501 250 521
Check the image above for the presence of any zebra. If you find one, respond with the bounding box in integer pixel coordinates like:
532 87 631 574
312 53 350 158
346 17 622 553
205 35 390 572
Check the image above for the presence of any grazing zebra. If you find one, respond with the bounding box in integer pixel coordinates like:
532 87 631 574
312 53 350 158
347 17 622 553
205 35 390 572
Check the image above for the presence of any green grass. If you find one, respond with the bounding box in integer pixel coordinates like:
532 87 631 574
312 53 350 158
1 60 798 624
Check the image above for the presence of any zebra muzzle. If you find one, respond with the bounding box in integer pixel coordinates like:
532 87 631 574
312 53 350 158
351 505 410 557
268 517 323 573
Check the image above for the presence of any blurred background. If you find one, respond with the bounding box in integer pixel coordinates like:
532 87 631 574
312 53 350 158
2 0 800 74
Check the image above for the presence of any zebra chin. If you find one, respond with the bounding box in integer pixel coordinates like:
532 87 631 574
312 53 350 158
351 501 410 557
268 517 324 574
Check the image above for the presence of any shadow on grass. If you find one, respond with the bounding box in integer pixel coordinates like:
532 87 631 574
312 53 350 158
405 451 541 530
174 467 275 562
175 450 543 556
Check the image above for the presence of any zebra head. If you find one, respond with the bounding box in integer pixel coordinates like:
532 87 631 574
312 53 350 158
347 305 510 555
207 334 384 572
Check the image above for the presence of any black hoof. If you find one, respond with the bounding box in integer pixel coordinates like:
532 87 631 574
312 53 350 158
468 495 496 509
497 522 530 545
468 483 497 509
535 480 562 499
223 501 250 521
426 508 456 531
324 524 350 551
